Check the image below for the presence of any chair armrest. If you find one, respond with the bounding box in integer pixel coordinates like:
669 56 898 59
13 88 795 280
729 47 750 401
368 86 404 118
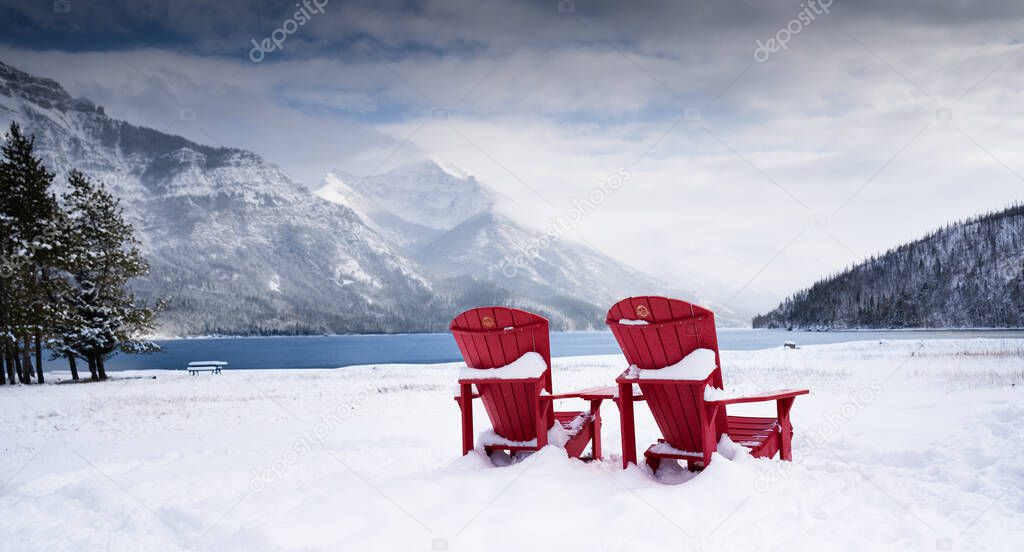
575 386 620 400
452 391 480 401
457 376 544 385
614 367 637 383
706 388 809 406
539 391 586 401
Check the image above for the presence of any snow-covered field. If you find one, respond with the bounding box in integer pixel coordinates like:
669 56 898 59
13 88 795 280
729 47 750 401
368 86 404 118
2 339 1023 551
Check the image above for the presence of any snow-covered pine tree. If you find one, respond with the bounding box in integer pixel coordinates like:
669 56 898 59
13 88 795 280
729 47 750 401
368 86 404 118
0 121 63 384
0 123 21 384
60 170 161 380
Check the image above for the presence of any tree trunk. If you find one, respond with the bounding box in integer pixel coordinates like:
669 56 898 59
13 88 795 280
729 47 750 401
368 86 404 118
87 355 98 382
67 353 79 381
97 356 107 381
0 345 5 385
14 346 25 384
4 344 16 384
21 340 34 383
34 333 44 384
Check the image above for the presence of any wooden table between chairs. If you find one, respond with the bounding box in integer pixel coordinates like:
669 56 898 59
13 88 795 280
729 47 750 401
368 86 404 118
575 385 646 467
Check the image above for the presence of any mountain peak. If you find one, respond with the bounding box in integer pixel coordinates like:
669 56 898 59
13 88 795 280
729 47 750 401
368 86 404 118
0 60 100 114
320 159 493 234
424 157 470 179
379 158 473 182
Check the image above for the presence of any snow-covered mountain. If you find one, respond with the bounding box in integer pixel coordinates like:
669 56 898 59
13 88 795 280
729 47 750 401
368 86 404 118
317 162 747 327
415 212 664 306
316 161 493 250
1 59 741 333
0 60 443 335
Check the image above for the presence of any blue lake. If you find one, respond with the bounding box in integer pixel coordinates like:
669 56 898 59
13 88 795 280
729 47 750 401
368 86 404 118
42 328 1024 372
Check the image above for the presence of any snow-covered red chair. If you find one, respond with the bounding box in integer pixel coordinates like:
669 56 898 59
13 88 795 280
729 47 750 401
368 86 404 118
606 296 809 472
451 307 601 460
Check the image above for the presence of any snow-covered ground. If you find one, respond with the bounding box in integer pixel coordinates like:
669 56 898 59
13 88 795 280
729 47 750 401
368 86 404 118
2 339 1022 551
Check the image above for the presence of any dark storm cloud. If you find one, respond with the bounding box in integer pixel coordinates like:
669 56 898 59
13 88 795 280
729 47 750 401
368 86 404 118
5 0 1024 59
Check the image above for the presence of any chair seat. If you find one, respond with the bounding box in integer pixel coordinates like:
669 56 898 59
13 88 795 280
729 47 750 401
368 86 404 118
645 416 782 462
483 410 595 456
725 416 780 457
554 410 590 437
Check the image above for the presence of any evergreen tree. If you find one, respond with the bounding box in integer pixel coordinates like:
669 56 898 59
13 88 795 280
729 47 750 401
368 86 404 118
0 121 63 384
60 170 161 379
0 123 21 384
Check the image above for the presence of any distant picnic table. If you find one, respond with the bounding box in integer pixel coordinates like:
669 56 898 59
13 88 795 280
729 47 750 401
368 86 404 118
187 361 227 375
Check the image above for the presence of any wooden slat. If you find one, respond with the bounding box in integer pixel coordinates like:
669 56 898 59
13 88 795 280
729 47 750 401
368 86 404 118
678 384 705 451
639 311 670 369
725 415 777 452
493 308 519 367
642 383 691 450
514 382 535 439
479 383 511 436
640 384 678 445
727 416 777 428
495 380 520 437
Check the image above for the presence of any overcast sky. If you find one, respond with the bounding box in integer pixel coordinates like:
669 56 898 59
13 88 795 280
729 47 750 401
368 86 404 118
3 0 1023 312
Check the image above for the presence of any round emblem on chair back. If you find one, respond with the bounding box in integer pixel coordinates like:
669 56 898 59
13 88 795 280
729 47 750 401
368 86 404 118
481 316 495 329
635 304 650 319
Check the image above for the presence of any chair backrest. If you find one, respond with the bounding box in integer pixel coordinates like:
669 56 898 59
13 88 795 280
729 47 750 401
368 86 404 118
606 296 724 453
450 307 552 441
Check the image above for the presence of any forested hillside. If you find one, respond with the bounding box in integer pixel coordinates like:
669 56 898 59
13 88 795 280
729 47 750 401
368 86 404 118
753 205 1024 329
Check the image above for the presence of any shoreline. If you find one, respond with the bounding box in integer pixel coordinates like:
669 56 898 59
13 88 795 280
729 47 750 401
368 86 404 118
148 326 1024 341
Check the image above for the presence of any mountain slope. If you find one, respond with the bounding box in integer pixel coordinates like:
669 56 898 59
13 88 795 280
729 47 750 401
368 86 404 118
316 162 493 251
415 212 674 307
0 60 444 335
753 205 1024 329
319 165 748 328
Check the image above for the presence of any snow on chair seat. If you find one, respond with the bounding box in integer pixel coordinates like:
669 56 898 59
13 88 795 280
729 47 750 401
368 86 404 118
450 307 603 461
631 348 717 381
456 351 547 380
479 411 594 451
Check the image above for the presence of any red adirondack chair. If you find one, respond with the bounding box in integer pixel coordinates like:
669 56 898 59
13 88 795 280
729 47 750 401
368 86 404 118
606 296 809 472
450 307 602 460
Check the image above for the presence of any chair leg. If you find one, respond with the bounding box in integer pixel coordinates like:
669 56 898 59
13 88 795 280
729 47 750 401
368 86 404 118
459 384 474 455
777 397 795 461
617 382 637 469
645 453 661 474
535 404 548 450
590 401 602 460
